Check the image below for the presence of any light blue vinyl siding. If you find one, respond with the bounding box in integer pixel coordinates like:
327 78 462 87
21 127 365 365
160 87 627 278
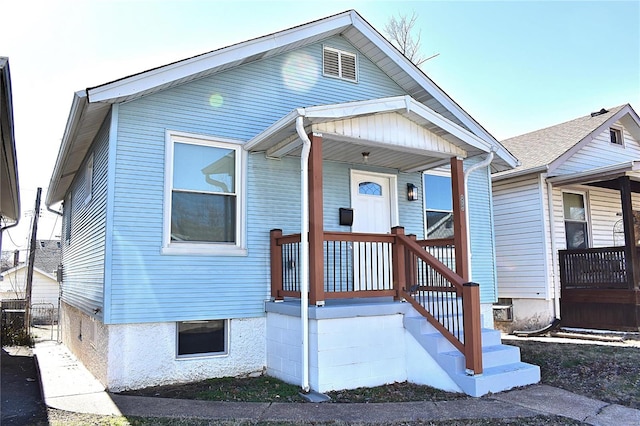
107 36 409 324
465 158 498 303
61 111 109 318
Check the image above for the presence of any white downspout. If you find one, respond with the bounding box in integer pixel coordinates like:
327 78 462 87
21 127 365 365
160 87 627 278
295 114 311 393
547 180 561 319
463 151 495 281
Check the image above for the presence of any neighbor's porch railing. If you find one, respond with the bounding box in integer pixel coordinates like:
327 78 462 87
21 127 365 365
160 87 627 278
559 246 635 290
270 227 482 374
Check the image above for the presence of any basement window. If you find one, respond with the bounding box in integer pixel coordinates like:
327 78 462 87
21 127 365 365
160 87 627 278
323 46 357 82
610 127 624 146
177 320 227 358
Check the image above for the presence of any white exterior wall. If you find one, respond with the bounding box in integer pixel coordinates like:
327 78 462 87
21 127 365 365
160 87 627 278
493 174 549 299
553 121 640 175
61 301 266 391
0 268 59 306
266 310 459 393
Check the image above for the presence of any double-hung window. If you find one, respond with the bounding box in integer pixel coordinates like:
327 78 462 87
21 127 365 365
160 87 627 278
563 192 588 249
424 173 454 239
164 132 245 255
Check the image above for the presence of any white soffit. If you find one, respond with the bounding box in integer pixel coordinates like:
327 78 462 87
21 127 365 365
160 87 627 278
246 96 511 169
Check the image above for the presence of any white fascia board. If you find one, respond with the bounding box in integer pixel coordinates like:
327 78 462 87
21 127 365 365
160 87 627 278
547 161 640 185
405 97 495 152
87 13 354 103
548 105 635 174
492 165 548 182
303 96 406 119
244 109 303 152
46 91 87 206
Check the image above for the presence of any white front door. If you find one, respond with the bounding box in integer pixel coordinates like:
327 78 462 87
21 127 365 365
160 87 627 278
350 171 397 290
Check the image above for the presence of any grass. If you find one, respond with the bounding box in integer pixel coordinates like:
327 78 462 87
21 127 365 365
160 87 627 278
44 336 640 425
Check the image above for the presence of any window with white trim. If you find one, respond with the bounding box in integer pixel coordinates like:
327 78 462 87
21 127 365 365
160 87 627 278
323 46 357 82
424 173 453 239
563 192 589 249
164 133 244 255
177 320 227 358
610 127 624 146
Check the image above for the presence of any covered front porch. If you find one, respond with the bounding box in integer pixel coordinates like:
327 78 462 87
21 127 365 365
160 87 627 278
247 96 538 396
552 164 640 331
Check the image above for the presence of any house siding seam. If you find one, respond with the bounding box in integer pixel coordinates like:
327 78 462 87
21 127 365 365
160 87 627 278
108 35 412 324
61 111 110 319
493 174 548 299
553 122 640 176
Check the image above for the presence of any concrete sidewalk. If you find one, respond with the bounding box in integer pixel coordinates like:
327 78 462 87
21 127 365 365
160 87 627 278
33 340 640 425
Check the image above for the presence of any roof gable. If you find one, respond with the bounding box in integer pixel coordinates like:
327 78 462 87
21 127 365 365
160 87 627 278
497 104 640 178
47 9 514 206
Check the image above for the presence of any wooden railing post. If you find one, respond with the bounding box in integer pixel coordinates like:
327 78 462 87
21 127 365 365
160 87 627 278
392 227 406 300
270 229 284 301
407 234 418 293
308 132 325 305
462 282 483 375
451 157 469 281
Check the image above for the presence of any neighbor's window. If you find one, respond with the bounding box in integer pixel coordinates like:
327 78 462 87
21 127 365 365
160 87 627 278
424 173 453 239
164 133 244 255
64 195 72 244
83 153 94 205
177 320 227 357
563 192 588 249
323 46 357 82
610 127 623 145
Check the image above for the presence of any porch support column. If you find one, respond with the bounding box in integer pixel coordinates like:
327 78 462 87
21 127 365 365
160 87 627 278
619 176 639 289
451 157 469 281
308 132 325 305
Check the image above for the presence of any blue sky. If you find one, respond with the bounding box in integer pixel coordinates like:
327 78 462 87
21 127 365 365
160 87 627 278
2 0 639 253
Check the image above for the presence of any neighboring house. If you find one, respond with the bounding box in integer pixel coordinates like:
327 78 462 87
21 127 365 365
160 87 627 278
0 57 20 250
493 104 640 332
46 10 539 396
0 240 61 308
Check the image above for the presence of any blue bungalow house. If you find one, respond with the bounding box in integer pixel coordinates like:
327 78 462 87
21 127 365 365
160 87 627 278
46 10 538 397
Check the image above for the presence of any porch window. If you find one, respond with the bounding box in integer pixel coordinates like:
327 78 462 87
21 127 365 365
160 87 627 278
424 173 453 239
177 320 227 358
563 192 588 249
163 132 245 255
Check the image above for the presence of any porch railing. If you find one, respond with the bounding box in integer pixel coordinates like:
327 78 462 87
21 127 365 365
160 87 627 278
270 227 482 374
559 246 632 290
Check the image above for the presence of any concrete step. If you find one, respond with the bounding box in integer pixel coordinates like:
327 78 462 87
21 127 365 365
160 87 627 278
404 315 540 397
454 362 541 397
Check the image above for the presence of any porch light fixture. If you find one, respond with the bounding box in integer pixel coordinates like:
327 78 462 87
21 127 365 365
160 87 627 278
361 152 369 164
407 183 419 201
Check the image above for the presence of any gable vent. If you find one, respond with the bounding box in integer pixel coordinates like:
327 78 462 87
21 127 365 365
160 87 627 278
323 46 357 82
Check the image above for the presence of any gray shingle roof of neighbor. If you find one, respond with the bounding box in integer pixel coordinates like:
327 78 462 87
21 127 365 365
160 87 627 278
33 240 62 276
499 104 628 173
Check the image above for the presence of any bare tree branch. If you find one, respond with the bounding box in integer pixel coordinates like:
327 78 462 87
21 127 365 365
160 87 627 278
384 11 429 67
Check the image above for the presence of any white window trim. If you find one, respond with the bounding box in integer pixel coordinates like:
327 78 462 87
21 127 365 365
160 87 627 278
162 130 247 256
562 190 591 249
322 45 358 83
176 319 229 360
83 153 94 205
609 126 625 147
423 170 453 239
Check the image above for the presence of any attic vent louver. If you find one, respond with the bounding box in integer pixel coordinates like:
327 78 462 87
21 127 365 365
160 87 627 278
590 108 609 117
323 46 357 82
